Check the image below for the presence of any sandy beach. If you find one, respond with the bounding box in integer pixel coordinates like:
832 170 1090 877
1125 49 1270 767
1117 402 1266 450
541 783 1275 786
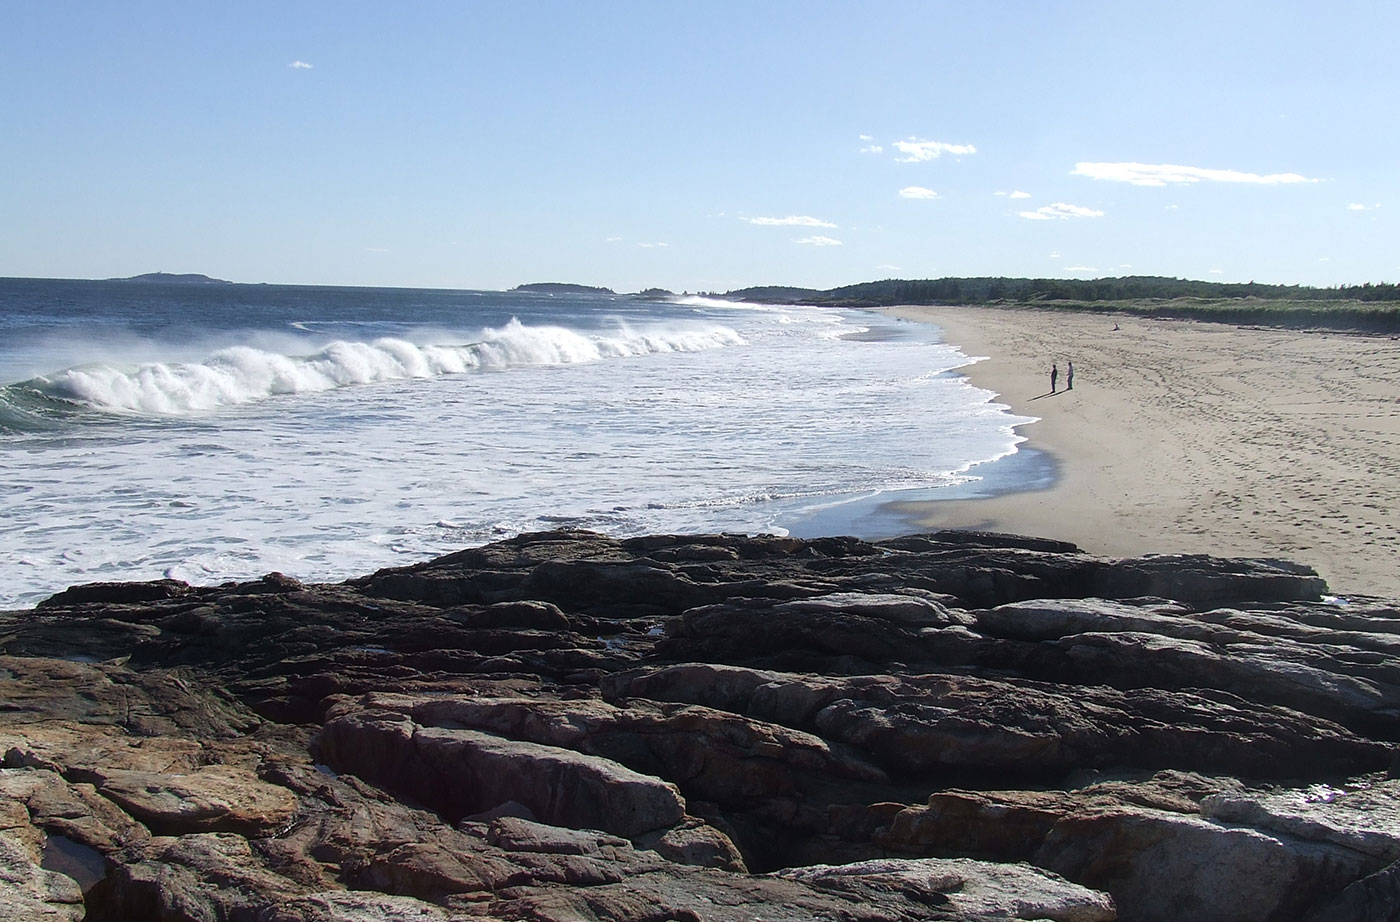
883 305 1400 598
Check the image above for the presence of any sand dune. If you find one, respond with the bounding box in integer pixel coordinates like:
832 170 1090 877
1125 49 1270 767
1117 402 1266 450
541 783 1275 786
885 305 1400 597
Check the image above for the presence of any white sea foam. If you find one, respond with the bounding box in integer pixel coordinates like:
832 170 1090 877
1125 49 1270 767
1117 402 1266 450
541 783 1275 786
32 318 745 414
0 291 1036 608
671 295 756 309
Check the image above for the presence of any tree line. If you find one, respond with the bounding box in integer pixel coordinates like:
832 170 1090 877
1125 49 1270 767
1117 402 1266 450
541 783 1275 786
726 276 1400 306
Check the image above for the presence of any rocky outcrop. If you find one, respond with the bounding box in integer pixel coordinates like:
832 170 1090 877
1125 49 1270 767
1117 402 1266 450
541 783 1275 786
317 703 689 839
1 528 1397 920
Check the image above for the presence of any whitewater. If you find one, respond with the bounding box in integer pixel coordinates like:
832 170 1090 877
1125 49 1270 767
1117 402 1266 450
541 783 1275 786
27 320 746 414
0 279 1036 608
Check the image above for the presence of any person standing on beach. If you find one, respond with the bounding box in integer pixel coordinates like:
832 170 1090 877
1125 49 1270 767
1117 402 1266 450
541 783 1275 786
1067 361 1074 390
1050 363 1058 393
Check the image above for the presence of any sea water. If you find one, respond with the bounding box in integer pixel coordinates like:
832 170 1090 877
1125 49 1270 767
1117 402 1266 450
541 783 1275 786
0 279 1037 608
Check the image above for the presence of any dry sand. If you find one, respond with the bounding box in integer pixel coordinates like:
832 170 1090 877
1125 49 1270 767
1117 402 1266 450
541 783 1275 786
883 305 1400 597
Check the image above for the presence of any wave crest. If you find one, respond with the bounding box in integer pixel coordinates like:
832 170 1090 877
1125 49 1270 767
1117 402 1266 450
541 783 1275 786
28 318 745 414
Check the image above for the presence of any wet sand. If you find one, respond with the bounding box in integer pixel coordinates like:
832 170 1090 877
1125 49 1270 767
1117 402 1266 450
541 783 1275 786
882 305 1400 597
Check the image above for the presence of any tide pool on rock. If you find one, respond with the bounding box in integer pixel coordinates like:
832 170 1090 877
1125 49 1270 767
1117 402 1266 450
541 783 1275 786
0 279 1034 607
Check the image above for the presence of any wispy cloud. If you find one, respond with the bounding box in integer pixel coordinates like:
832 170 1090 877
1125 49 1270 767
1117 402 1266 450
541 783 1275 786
857 134 884 154
796 236 842 247
1209 269 1224 274
899 186 938 200
1348 203 1381 211
1072 161 1318 186
638 242 669 248
1064 266 1097 273
876 263 901 271
288 60 313 70
1019 202 1105 221
892 138 976 163
995 190 1032 199
747 215 838 228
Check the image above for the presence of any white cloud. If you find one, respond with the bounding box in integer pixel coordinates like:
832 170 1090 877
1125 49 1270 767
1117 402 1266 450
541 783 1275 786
1019 202 1105 221
859 134 873 141
638 242 669 248
1072 161 1318 186
604 236 622 243
1209 269 1224 274
995 190 1032 200
1049 252 1062 259
288 60 313 69
899 186 939 200
1064 265 1097 273
796 236 843 247
860 144 884 154
892 138 976 162
1348 203 1381 211
747 215 838 228
876 263 901 271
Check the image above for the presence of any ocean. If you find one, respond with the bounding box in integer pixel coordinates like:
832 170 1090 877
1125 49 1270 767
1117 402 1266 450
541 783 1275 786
0 278 1039 608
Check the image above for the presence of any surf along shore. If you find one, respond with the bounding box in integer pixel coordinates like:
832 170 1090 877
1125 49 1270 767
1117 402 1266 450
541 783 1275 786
880 304 1400 598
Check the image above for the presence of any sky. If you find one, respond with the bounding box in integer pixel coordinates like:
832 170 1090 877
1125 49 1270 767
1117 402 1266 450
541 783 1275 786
2 1 1397 293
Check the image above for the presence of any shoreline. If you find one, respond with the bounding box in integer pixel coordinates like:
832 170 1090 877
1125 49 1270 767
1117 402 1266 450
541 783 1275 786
783 447 1058 542
871 304 1400 598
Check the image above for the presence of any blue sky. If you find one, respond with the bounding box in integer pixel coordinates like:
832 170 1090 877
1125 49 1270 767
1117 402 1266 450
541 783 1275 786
2 1 1396 292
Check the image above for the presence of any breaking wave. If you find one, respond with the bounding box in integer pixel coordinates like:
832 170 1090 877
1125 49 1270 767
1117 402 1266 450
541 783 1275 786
20 318 745 415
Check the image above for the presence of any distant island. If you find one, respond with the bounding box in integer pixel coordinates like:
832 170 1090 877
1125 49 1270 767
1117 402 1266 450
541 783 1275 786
512 282 615 295
633 287 675 299
109 272 233 285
